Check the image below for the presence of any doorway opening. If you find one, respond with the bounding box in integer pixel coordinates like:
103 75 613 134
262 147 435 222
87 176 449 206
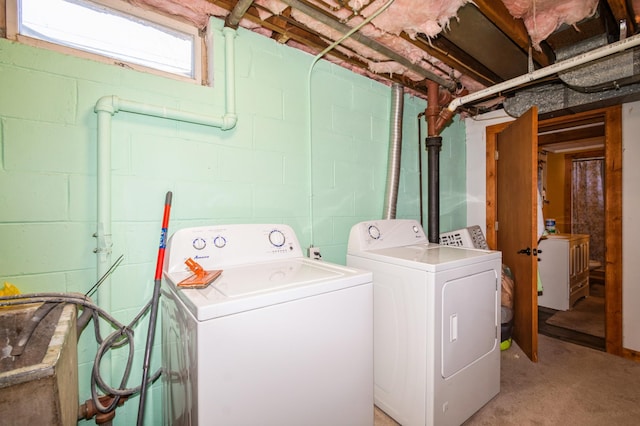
537 132 606 350
485 105 623 357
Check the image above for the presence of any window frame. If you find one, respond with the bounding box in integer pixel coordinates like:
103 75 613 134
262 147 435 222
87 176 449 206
5 0 203 84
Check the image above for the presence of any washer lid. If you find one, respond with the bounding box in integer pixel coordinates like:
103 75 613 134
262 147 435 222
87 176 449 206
214 260 343 297
164 258 372 320
351 244 501 272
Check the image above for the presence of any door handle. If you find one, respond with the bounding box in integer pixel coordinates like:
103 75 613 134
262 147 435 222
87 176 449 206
517 247 543 256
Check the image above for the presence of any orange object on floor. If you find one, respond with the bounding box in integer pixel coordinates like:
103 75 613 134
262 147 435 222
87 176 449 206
177 258 222 289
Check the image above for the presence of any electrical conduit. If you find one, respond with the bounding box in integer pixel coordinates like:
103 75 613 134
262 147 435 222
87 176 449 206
306 0 395 246
92 18 237 396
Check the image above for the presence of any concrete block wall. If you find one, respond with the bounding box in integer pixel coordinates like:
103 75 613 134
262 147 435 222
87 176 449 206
0 16 466 425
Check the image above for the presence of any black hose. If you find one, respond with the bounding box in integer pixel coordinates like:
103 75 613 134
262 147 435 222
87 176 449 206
10 301 59 356
0 293 161 414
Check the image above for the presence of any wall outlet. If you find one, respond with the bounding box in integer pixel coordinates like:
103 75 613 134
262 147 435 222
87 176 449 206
308 246 322 260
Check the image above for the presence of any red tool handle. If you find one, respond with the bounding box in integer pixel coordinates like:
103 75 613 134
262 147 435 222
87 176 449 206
154 191 172 280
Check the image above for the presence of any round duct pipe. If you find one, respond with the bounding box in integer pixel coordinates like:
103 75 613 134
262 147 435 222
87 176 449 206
383 83 404 219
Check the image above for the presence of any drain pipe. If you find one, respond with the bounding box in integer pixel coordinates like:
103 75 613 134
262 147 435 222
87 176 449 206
225 0 254 28
435 33 640 131
423 80 454 243
425 132 441 244
92 18 237 391
383 83 404 219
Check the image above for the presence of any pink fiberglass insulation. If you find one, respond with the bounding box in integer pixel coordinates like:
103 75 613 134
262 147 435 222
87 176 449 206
291 7 465 84
125 0 490 94
126 0 611 97
362 0 471 39
128 0 226 28
501 0 599 49
254 0 289 19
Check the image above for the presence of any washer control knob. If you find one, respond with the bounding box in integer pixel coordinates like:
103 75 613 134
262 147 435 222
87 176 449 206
269 229 286 247
412 225 420 234
213 236 227 248
368 225 381 240
192 237 206 250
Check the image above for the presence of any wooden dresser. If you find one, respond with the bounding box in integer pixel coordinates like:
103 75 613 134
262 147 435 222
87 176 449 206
537 234 590 311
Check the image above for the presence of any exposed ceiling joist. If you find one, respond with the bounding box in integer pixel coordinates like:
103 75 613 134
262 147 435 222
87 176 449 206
538 123 604 146
126 0 640 115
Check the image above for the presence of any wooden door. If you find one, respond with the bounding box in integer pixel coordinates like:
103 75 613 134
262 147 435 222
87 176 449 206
495 107 539 362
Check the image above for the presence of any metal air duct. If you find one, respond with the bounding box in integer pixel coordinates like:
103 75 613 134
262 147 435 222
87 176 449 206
504 35 640 118
383 83 404 219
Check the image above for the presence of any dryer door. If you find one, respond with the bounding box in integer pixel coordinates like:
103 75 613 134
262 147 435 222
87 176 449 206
441 268 498 378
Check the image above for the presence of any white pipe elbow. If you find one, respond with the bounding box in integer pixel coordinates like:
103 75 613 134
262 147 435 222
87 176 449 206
95 95 119 115
222 113 238 130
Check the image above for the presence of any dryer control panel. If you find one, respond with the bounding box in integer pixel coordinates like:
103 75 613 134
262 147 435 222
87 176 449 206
347 219 428 252
164 224 303 273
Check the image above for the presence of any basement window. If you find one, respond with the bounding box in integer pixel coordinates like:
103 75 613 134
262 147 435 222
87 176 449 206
9 0 200 80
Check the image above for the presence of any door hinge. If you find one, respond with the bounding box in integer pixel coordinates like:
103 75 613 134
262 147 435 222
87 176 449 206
495 150 499 160
495 221 498 231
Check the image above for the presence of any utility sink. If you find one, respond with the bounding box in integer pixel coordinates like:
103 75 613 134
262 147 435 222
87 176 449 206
0 302 78 426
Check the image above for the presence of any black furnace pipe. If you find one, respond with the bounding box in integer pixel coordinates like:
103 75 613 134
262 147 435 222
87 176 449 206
425 136 442 243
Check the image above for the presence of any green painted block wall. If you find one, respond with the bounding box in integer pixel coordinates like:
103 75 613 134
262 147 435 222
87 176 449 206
0 17 465 425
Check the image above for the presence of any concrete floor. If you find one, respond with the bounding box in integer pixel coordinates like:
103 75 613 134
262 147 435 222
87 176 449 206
373 334 640 425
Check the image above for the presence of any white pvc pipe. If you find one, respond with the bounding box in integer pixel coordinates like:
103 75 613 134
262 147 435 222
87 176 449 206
95 95 237 129
224 27 237 116
93 19 237 335
447 33 640 112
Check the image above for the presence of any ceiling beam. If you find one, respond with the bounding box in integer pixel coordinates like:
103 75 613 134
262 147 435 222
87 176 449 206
539 116 604 133
538 125 604 145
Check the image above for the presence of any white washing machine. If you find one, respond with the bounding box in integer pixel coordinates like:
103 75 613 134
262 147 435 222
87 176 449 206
161 224 373 426
346 219 501 426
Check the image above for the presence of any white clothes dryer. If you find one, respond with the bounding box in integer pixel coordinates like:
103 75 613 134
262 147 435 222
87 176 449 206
346 219 501 426
161 224 373 426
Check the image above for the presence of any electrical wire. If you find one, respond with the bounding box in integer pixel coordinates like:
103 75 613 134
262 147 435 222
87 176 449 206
85 254 124 298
